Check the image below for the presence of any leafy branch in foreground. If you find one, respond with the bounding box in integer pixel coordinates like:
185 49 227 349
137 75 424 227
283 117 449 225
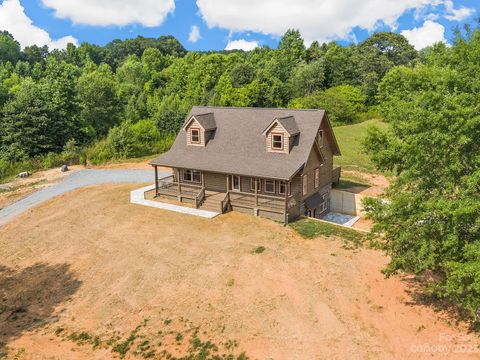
363 31 480 323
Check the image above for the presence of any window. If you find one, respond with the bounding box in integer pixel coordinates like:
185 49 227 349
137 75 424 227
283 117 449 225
271 133 284 150
264 179 275 193
317 129 323 147
278 180 286 195
314 168 320 189
251 178 261 192
190 128 200 144
231 175 241 191
183 169 201 183
319 194 328 213
302 174 308 196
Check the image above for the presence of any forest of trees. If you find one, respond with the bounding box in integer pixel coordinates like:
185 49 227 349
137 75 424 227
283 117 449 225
0 29 418 177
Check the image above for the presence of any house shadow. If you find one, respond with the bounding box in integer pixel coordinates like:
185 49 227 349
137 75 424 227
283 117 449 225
0 263 81 355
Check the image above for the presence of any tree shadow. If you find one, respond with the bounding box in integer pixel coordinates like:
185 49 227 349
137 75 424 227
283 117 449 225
401 273 477 331
0 263 81 355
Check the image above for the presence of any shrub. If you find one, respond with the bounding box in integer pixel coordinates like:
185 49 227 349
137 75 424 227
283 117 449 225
107 121 137 159
84 120 175 165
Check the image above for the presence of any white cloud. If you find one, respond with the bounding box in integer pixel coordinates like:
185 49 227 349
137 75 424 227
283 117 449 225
444 0 474 21
41 0 175 27
225 39 259 51
425 12 440 21
0 0 77 49
401 20 447 50
188 25 201 43
196 0 442 44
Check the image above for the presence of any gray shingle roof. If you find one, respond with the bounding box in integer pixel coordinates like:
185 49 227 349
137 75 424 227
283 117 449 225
276 116 300 136
183 112 217 131
151 106 335 180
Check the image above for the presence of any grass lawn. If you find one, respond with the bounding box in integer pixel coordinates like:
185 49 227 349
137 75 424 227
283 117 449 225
333 119 389 173
289 218 365 246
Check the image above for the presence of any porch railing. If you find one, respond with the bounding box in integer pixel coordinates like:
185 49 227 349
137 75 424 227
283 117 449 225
195 187 205 208
220 192 230 213
229 191 295 214
157 181 202 199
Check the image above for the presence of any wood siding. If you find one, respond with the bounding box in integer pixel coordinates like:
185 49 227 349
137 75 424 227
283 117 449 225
186 118 205 146
301 120 335 200
204 172 227 191
266 123 290 154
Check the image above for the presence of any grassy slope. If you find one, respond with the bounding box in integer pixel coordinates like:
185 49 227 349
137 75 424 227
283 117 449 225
333 119 389 173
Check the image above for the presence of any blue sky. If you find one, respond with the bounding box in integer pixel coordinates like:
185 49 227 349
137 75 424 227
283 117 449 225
0 0 477 51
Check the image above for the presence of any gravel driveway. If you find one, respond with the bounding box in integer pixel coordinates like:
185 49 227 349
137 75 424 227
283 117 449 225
0 169 167 226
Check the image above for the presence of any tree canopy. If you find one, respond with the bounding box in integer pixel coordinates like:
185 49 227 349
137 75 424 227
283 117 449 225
0 29 417 172
364 29 480 321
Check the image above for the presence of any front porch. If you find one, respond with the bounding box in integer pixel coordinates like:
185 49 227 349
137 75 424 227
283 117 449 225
151 168 297 223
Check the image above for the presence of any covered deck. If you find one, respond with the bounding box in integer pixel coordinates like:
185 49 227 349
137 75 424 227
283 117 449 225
151 168 297 223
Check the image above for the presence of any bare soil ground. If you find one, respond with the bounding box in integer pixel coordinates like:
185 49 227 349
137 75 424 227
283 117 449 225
340 170 390 197
1 184 478 359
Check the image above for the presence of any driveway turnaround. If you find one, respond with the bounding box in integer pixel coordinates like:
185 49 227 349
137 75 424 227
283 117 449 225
0 169 166 227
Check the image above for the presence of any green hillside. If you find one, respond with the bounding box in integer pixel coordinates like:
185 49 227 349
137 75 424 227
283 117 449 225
333 119 388 173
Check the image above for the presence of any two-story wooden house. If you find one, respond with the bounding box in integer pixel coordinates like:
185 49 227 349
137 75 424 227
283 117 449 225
150 106 341 223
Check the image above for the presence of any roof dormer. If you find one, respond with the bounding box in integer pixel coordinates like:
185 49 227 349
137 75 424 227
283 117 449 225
183 113 216 147
262 116 299 154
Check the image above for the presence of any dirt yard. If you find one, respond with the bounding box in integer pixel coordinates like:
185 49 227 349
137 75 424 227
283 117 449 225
1 184 479 359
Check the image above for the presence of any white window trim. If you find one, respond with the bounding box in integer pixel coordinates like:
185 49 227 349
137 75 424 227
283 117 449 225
190 128 201 144
251 178 261 192
183 169 201 183
264 179 275 194
232 175 241 191
314 168 320 189
278 180 286 195
271 133 284 150
302 174 308 196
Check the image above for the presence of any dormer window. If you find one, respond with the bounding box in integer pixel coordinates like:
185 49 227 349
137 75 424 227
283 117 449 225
263 116 299 154
183 113 216 147
271 133 284 150
190 128 200 144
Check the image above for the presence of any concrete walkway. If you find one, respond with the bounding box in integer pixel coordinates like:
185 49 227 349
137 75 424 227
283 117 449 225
0 169 165 227
130 184 219 219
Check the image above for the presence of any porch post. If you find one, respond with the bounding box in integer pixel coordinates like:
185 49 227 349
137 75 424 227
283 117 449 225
154 165 159 196
177 169 181 194
284 180 289 225
201 171 205 188
254 178 258 206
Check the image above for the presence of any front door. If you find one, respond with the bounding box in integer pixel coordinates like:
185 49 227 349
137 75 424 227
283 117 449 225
230 175 241 192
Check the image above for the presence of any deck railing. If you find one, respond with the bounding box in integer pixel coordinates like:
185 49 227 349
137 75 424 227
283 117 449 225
220 192 230 213
195 187 205 208
229 191 294 214
157 181 202 199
